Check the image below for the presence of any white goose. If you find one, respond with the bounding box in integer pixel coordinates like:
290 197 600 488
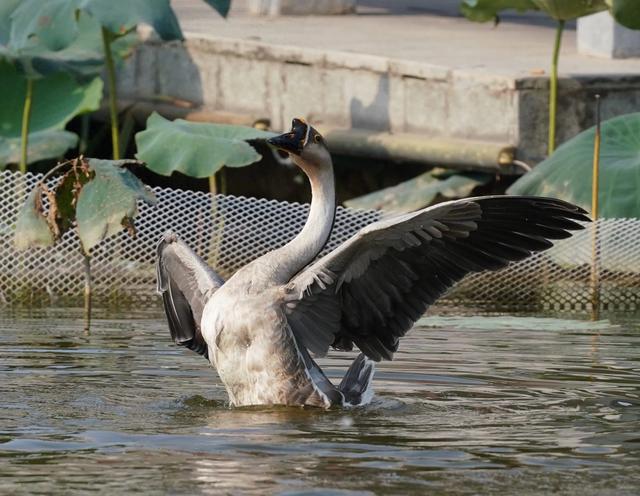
157 118 589 408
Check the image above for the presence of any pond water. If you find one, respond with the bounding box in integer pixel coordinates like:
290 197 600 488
1 309 639 495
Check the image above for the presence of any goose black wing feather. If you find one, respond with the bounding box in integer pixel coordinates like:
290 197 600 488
156 232 224 359
284 196 590 361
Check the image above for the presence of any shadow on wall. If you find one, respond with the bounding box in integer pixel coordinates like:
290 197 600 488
349 73 391 132
118 41 205 109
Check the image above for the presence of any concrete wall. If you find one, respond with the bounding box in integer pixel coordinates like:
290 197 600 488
118 35 640 166
578 12 640 59
246 0 356 15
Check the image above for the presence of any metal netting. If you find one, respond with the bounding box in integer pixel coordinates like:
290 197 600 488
1 170 639 313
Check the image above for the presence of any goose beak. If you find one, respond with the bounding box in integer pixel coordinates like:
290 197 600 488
267 118 308 156
267 133 302 156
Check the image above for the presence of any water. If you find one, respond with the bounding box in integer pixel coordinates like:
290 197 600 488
1 309 639 495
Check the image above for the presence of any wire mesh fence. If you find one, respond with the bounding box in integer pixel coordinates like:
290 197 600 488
1 169 639 313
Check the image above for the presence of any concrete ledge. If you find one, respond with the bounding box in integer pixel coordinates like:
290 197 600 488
117 34 640 166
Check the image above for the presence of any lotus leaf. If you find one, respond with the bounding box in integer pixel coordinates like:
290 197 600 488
607 0 640 29
80 0 182 39
345 171 490 212
3 2 98 79
14 185 55 250
0 61 102 136
9 0 79 51
460 0 535 22
530 0 607 20
0 0 22 45
136 113 275 178
201 0 232 17
76 159 157 253
461 0 609 21
0 131 78 167
507 112 640 219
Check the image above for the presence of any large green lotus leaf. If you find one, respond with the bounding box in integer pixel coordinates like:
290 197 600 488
79 0 182 39
14 185 55 250
0 130 78 167
0 60 103 137
201 0 232 17
136 113 275 178
0 0 22 45
345 171 489 212
607 0 640 29
460 0 536 22
530 0 607 19
5 12 108 79
508 112 640 219
9 0 79 51
76 159 157 253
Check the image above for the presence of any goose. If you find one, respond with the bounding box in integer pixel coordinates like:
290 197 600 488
156 118 590 409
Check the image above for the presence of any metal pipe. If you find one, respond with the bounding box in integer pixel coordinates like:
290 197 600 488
97 100 519 174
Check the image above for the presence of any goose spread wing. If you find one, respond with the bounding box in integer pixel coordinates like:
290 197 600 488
157 232 224 358
284 196 590 361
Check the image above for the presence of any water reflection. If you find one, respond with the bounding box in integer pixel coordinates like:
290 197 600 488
0 311 638 494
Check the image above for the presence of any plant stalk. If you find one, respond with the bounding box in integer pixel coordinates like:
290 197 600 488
83 253 92 332
20 78 34 174
548 19 565 156
208 174 217 196
207 172 227 269
102 27 120 159
590 95 601 321
79 113 90 155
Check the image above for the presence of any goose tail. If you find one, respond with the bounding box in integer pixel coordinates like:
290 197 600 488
339 353 375 407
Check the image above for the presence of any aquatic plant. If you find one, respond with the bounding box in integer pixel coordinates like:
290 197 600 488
508 112 640 219
13 157 157 327
460 0 640 155
0 0 232 169
136 113 275 184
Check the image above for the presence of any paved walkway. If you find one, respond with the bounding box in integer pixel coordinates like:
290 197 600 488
173 0 639 79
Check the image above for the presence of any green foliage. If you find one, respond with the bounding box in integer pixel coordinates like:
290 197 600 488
14 186 55 250
6 0 185 46
0 131 78 167
345 170 490 213
460 0 535 22
81 0 182 40
136 113 275 178
530 0 607 20
1 0 235 169
461 0 636 24
13 158 157 253
507 112 640 219
1 9 106 79
0 60 102 166
9 0 80 51
76 159 157 253
0 0 22 45
607 0 640 29
201 0 232 17
0 61 102 136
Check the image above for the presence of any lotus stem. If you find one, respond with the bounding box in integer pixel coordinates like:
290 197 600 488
591 96 601 221
83 253 92 332
79 114 90 155
548 20 565 156
208 174 217 196
590 95 601 321
102 27 120 160
219 169 227 195
19 78 34 174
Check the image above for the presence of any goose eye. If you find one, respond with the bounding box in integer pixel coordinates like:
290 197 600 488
314 134 322 143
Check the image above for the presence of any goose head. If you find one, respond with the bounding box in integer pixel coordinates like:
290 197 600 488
267 118 331 171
